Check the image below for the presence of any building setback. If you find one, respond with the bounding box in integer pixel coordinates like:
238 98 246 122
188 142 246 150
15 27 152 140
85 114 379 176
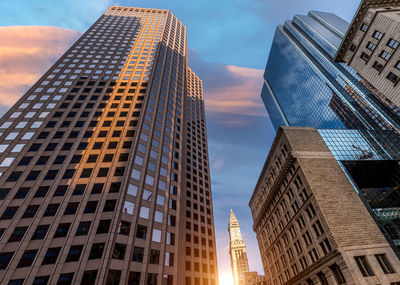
0 6 218 285
335 0 400 109
249 127 400 285
228 210 250 285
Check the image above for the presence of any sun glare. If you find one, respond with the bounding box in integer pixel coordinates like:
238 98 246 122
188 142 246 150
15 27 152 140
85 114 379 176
219 273 234 285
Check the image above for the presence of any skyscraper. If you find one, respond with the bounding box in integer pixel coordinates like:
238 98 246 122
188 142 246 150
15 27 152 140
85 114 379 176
228 210 250 285
260 10 400 257
0 6 218 285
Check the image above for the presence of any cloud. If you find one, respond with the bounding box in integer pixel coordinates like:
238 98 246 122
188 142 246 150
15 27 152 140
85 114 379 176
189 49 266 122
0 26 81 113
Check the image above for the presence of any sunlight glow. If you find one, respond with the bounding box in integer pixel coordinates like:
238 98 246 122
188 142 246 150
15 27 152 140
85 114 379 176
219 272 234 285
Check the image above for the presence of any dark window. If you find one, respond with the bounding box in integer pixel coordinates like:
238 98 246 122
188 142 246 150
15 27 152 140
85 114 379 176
22 205 39 219
73 184 86 195
62 169 76 179
54 223 71 238
114 167 125 176
87 155 98 163
8 226 28 242
360 52 369 61
0 188 10 200
118 153 129 162
17 250 38 268
128 272 141 285
7 171 22 182
54 185 67 196
317 272 328 285
29 144 41 152
372 61 384 72
387 72 399 84
76 221 91 236
44 169 58 180
34 186 50 197
26 170 40 181
112 243 126 260
373 30 383 40
1 206 19 220
65 245 84 262
57 273 74 285
31 225 50 240
64 202 79 215
36 156 49 165
77 142 88 150
103 154 114 162
355 256 375 277
132 247 144 262
0 252 13 269
33 276 50 285
93 142 103 149
9 279 24 285
42 247 61 265
96 220 111 234
14 187 30 199
366 41 376 51
43 203 60 217
103 200 116 212
80 168 93 178
329 264 346 284
89 243 105 259
106 270 121 285
387 38 399 49
136 224 147 239
38 132 49 139
109 182 121 193
149 249 160 264
70 155 82 164
107 142 118 149
45 143 57 151
118 221 130 235
91 183 104 194
84 201 98 213
375 254 395 274
81 270 98 284
360 23 368 31
97 168 109 177
62 143 72 151
147 273 158 285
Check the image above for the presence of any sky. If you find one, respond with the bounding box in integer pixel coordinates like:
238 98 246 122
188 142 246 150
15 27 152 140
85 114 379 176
0 0 360 283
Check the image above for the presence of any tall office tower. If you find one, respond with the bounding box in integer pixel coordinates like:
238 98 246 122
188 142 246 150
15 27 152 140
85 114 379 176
249 127 400 285
228 210 250 285
260 10 400 257
335 0 400 108
0 5 218 285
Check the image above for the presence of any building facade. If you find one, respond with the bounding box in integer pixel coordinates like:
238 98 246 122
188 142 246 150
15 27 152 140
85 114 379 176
0 6 218 285
249 127 400 285
229 210 250 285
335 0 400 108
243 271 267 285
260 10 400 257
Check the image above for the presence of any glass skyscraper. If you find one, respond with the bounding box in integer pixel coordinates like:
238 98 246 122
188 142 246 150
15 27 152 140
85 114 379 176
0 6 218 285
262 11 400 256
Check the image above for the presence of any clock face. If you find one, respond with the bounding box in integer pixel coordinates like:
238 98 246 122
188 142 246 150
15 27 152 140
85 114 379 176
231 228 241 239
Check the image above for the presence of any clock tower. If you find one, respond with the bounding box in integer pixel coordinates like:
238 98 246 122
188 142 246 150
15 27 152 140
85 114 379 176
229 210 250 285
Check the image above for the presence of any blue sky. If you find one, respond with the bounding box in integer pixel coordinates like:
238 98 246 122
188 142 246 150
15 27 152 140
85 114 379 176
0 0 360 282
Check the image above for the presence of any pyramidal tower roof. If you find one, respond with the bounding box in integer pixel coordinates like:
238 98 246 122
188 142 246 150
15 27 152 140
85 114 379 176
229 209 239 227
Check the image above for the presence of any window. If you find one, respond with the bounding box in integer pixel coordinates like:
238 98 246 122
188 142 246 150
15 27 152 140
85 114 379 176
316 272 328 285
136 224 147 239
42 247 61 265
17 250 38 267
396 61 400 70
360 23 368 32
106 270 121 285
65 245 83 262
84 201 98 213
387 38 399 49
64 202 79 215
387 72 399 84
372 61 384 72
360 52 369 61
76 221 91 236
89 243 105 259
128 272 141 285
43 203 60 217
33 276 50 285
147 273 158 285
1 206 18 220
0 252 13 269
375 254 395 274
355 256 375 277
118 221 130 235
329 264 346 284
22 205 39 218
112 243 126 259
96 220 111 234
373 30 383 40
57 273 74 285
31 224 49 240
54 223 71 238
132 247 144 262
81 270 98 284
380 50 392 60
8 227 28 242
103 200 116 212
149 249 160 264
366 41 376 51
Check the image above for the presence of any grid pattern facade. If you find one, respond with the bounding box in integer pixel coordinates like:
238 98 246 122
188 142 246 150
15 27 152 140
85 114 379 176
262 11 400 133
249 127 400 285
0 6 217 285
178 69 218 285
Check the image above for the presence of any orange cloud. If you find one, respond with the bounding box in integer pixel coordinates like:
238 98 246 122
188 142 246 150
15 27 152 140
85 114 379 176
204 65 265 117
0 26 81 107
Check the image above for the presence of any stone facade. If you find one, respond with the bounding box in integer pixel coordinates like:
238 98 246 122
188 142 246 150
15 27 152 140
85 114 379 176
249 127 400 285
335 0 400 109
